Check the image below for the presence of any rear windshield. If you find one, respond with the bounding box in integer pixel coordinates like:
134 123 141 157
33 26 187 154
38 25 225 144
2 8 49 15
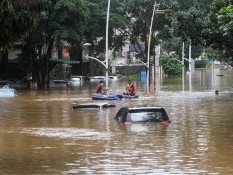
126 109 168 122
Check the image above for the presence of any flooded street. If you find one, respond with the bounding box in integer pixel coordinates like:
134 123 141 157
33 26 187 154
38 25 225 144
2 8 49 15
0 69 233 174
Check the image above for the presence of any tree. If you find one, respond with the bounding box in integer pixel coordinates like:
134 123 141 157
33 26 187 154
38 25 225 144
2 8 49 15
18 0 89 89
169 0 233 64
14 0 43 9
161 53 183 76
106 0 173 63
203 2 233 64
0 0 47 79
0 0 47 49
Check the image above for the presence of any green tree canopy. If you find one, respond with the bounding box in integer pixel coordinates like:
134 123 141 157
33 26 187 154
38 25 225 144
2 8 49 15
0 0 47 49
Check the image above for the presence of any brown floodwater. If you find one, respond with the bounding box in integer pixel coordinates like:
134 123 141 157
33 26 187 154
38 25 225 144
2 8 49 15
0 69 233 174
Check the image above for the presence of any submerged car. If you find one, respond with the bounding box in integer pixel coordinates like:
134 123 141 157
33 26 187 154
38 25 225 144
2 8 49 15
0 85 17 97
73 103 115 110
51 80 68 84
114 106 171 124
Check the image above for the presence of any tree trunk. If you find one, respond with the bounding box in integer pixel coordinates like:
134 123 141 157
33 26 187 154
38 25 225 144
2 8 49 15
35 38 54 90
1 50 8 80
46 38 54 89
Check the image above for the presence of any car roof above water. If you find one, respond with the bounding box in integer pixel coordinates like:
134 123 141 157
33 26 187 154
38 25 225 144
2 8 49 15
127 106 164 110
114 106 170 123
73 103 115 110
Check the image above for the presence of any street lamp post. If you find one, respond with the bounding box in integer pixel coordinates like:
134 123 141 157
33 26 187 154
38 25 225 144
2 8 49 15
84 0 111 93
146 2 172 95
172 42 192 91
188 40 192 91
105 0 110 89
188 39 192 75
146 2 160 95
182 42 185 91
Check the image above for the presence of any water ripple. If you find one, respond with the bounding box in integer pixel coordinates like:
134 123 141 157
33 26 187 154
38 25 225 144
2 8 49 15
21 128 112 140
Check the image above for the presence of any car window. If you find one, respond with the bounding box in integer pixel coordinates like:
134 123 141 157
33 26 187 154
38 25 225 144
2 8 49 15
114 107 128 122
127 111 164 122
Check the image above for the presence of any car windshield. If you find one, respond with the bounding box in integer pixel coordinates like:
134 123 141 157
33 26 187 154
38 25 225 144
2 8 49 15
127 111 164 122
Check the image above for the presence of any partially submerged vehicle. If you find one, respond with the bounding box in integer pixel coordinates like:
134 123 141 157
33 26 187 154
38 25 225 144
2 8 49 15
0 85 17 97
88 76 118 80
51 80 68 84
68 76 84 86
114 106 171 124
73 103 115 110
69 76 84 82
89 76 105 81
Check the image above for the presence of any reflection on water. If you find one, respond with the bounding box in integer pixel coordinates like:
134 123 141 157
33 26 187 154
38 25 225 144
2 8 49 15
0 69 233 174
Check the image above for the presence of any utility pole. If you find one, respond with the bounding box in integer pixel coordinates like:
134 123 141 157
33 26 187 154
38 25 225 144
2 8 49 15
182 42 185 91
105 0 110 90
146 2 160 95
146 1 172 95
189 39 192 75
188 39 192 91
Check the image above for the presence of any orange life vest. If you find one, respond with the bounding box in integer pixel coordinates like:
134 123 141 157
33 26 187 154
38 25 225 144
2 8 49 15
126 83 136 95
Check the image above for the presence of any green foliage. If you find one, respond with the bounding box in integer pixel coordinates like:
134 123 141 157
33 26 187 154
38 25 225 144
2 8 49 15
165 0 233 64
162 28 203 60
51 0 88 45
4 0 233 84
172 6 207 45
49 64 66 80
204 47 224 61
16 0 89 89
114 0 173 59
195 60 206 69
171 0 211 34
128 74 139 79
161 53 183 76
202 0 233 63
0 0 47 49
83 0 130 55
92 55 106 75
161 37 183 57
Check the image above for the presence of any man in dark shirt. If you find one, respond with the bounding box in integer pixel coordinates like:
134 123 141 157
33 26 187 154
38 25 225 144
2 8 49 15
96 80 108 94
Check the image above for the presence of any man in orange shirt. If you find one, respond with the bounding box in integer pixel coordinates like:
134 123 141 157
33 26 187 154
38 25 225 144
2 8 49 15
123 80 136 96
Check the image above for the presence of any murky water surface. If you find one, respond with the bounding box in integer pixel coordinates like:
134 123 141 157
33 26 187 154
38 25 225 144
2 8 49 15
0 69 233 174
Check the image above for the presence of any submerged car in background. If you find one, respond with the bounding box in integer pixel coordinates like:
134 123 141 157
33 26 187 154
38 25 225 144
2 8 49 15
114 106 171 124
68 76 84 85
50 80 68 84
0 85 17 97
50 80 68 88
73 103 115 110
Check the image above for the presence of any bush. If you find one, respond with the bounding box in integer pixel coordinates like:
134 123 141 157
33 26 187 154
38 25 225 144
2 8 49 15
161 54 183 76
50 64 66 80
195 59 207 68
